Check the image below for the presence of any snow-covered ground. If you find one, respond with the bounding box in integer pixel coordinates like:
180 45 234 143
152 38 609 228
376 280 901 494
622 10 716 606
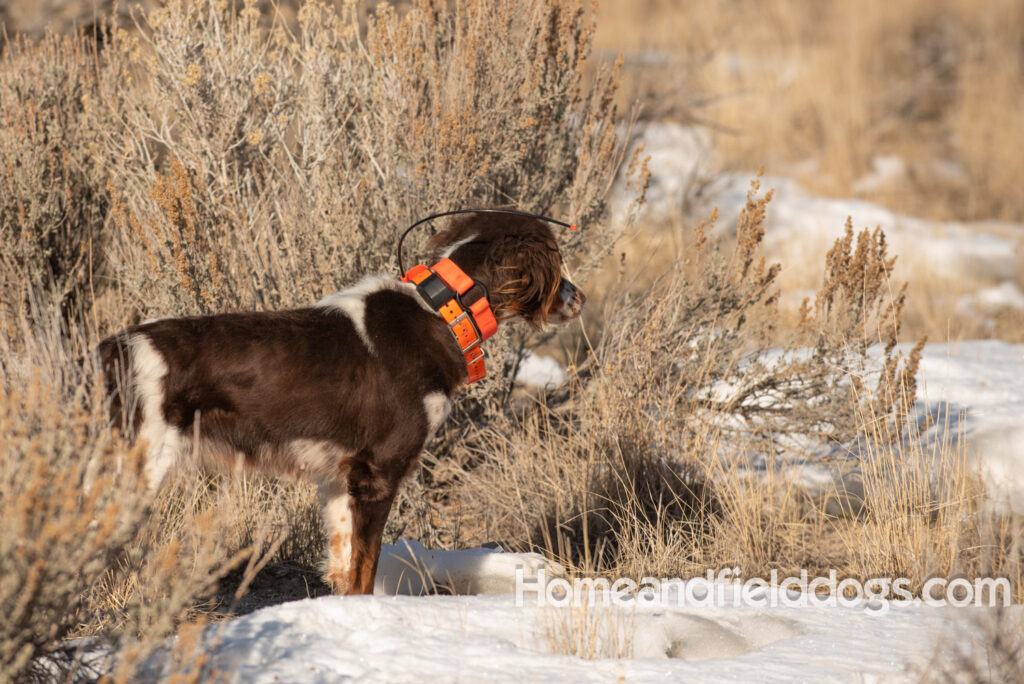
512 350 568 390
170 593 975 682
915 341 1024 511
141 547 1015 682
715 174 1023 284
780 340 1024 516
621 122 1024 295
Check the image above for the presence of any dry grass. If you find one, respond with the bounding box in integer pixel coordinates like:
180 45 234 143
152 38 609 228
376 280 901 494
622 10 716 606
917 607 1024 682
541 598 635 660
453 188 1022 613
596 0 1024 224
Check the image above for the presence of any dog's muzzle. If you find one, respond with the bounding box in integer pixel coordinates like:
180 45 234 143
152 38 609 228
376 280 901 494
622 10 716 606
550 278 585 323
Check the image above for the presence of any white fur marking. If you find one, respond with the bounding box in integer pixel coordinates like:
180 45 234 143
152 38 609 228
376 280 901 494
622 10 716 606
290 439 347 477
129 334 178 492
423 392 451 435
437 232 478 259
317 290 371 349
325 491 354 591
317 275 439 344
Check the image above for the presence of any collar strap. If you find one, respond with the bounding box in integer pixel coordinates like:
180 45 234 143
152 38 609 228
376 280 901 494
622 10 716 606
402 258 498 384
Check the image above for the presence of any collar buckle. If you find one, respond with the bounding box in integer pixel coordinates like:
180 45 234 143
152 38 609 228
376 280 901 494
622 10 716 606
465 345 484 364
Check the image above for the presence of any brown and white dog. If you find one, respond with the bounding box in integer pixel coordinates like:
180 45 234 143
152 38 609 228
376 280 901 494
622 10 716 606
99 212 585 595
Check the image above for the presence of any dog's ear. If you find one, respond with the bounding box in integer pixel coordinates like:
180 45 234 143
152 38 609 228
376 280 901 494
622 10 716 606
486 233 563 328
426 213 564 327
426 228 454 259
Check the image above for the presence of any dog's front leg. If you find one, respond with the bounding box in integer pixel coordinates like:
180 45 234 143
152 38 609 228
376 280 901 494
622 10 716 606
348 492 398 595
322 488 396 595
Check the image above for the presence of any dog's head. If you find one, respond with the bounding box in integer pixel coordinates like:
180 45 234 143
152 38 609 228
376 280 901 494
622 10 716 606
427 212 585 328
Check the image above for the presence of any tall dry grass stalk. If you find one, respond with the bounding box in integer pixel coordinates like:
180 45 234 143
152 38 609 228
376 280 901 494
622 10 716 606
541 597 635 660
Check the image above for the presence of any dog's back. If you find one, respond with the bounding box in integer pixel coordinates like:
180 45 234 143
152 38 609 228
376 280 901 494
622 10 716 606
99 288 461 478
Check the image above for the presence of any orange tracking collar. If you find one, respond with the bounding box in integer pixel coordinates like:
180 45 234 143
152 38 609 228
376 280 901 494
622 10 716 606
402 259 498 384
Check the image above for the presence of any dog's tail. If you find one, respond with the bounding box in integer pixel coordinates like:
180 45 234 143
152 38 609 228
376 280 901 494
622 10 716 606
98 332 140 439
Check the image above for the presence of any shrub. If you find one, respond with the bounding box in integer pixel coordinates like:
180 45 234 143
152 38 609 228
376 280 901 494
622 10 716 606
0 32 109 322
0 311 147 680
0 1 632 678
102 0 626 317
596 177 923 454
457 178 926 576
0 307 291 681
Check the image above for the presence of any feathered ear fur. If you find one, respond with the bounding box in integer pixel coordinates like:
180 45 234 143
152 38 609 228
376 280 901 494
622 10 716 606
485 233 562 327
427 213 564 328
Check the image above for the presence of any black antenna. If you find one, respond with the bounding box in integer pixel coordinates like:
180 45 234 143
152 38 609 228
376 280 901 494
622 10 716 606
397 208 578 275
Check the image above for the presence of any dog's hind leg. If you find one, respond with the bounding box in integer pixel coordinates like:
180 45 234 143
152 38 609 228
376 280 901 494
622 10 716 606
322 483 356 594
98 332 176 493
107 331 183 491
322 453 406 595
127 334 181 493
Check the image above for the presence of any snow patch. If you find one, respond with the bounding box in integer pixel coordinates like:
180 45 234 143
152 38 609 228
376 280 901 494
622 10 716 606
375 540 562 596
957 281 1024 315
713 174 1023 282
513 351 567 389
780 341 1024 514
851 154 967 195
612 122 1024 284
137 578 1014 683
914 341 1024 512
613 123 715 222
